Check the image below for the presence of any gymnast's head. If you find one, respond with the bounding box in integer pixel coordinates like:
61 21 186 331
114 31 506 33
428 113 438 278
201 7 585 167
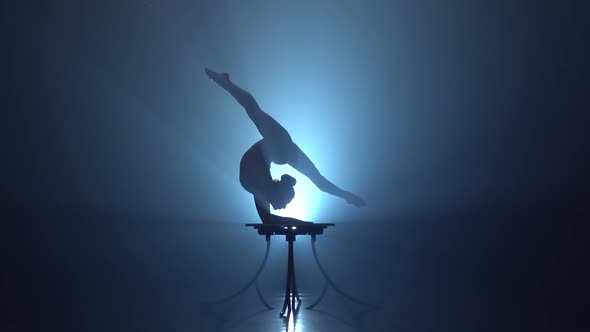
269 174 297 210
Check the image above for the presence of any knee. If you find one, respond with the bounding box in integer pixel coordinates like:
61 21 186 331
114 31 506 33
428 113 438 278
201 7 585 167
242 94 258 109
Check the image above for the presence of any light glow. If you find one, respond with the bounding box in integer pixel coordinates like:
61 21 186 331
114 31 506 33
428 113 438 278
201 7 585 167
283 310 303 332
270 163 322 221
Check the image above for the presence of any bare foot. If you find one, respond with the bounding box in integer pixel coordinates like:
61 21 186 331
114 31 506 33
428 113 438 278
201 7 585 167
344 191 366 207
205 68 229 82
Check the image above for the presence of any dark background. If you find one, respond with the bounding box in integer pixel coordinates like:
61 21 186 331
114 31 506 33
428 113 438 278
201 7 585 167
3 0 588 331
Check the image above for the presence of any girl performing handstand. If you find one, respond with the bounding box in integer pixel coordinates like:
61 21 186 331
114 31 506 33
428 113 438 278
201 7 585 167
205 68 365 224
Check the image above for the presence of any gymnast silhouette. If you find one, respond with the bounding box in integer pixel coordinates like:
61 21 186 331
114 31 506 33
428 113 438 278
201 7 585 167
205 68 365 224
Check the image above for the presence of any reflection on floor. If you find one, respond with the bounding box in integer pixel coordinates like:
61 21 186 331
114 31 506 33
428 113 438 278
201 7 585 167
203 293 377 332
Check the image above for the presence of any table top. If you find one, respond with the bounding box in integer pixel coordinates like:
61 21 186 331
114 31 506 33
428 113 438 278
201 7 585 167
245 223 335 236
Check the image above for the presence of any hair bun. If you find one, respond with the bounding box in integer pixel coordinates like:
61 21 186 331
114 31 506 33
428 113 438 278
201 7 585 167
281 174 297 186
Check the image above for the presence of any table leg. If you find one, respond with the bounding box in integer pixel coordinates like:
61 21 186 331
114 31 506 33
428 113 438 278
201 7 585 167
291 243 301 303
280 238 294 317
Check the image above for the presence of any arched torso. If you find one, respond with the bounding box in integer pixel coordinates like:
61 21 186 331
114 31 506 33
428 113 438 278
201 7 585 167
239 138 294 197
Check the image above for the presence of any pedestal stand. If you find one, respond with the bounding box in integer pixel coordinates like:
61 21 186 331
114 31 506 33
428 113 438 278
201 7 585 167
245 223 335 318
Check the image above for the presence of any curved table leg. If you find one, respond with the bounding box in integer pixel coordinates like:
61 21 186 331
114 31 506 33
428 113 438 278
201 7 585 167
307 236 376 310
256 278 273 310
203 236 273 309
305 280 328 310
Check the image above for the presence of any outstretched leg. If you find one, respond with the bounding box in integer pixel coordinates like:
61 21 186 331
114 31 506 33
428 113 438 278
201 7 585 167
205 68 292 143
205 68 260 117
289 144 366 207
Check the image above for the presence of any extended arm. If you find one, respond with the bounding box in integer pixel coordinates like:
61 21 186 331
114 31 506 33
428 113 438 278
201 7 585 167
289 144 366 207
